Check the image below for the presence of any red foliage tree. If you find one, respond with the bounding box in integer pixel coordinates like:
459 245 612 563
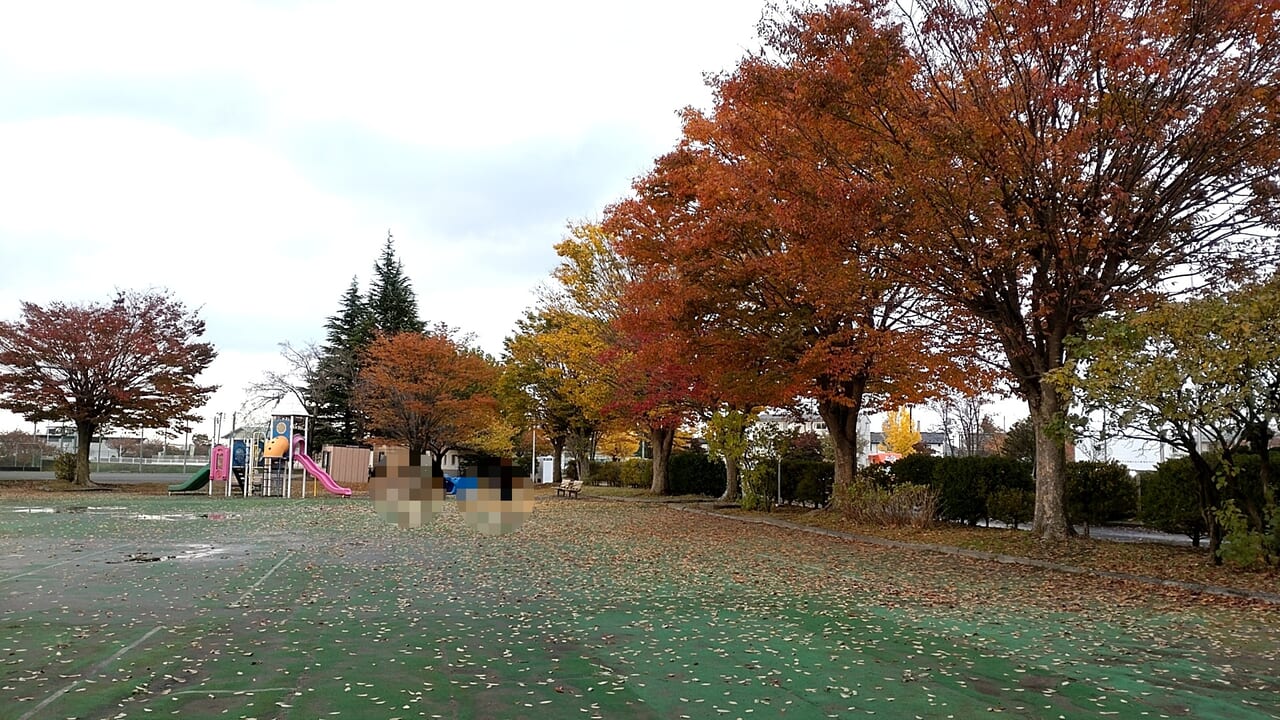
605 294 704 495
0 289 217 485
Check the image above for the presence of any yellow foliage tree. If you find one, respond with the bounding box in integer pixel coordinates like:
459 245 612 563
879 407 921 456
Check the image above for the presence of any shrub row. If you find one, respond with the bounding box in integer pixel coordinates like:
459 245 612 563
594 453 834 503
884 455 1137 528
1139 450 1280 549
667 452 726 496
832 477 938 527
589 460 621 487
596 453 729 496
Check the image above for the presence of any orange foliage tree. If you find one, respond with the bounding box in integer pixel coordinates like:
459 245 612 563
726 0 1280 539
0 289 217 485
355 327 500 471
606 48 979 496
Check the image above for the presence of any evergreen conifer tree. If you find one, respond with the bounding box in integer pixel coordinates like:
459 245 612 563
367 231 424 335
312 277 374 445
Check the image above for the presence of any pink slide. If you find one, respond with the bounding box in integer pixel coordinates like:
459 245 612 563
292 437 352 497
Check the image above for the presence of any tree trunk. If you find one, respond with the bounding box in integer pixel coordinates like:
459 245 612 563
74 421 97 486
817 398 859 499
1245 429 1274 529
720 454 741 503
568 431 594 484
551 437 565 485
649 424 676 495
1029 387 1073 541
1188 450 1224 565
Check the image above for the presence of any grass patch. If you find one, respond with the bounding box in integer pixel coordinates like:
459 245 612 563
717 505 1280 598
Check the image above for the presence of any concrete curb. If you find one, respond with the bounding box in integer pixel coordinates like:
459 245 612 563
669 504 1280 607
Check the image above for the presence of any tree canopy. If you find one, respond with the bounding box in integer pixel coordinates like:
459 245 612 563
630 0 1280 538
355 327 500 470
368 231 425 336
312 276 374 445
880 407 922 456
0 289 217 484
1069 276 1280 563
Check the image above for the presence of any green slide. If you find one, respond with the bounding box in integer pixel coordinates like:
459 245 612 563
167 465 211 493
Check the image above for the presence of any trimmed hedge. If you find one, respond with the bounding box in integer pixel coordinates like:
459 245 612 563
618 458 652 488
788 460 834 507
886 454 1036 526
667 451 726 496
1138 458 1205 546
589 461 621 487
888 454 940 488
1139 450 1280 548
1065 460 1138 531
926 456 1033 526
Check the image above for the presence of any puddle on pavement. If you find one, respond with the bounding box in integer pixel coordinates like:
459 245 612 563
108 544 229 564
132 512 238 521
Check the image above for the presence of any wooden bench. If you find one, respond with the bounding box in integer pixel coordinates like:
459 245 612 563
556 479 583 498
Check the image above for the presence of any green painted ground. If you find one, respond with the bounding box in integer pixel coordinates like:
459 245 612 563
1 495 1277 719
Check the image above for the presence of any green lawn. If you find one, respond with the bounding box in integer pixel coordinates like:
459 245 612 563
1 494 1277 719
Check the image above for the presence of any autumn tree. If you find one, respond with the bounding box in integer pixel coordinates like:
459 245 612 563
355 327 500 472
0 289 217 485
608 299 703 495
499 307 606 486
0 429 43 468
1070 277 1280 563
703 407 756 502
606 40 978 498
522 222 704 493
879 407 921 456
740 0 1280 539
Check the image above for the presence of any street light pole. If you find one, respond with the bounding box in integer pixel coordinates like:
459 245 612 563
776 453 782 507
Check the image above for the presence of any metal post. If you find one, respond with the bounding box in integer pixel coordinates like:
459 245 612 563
531 426 537 482
776 453 782 506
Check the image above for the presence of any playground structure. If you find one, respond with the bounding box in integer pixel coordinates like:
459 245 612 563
169 410 357 497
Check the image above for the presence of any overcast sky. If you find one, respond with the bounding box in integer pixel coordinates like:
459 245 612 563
0 0 781 438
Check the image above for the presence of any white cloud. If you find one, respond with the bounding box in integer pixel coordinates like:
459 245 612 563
0 0 772 435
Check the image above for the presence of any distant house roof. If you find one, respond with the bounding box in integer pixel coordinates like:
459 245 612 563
221 426 259 440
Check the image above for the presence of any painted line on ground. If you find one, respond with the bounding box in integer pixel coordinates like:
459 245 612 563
168 687 297 696
18 625 165 720
229 551 294 608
